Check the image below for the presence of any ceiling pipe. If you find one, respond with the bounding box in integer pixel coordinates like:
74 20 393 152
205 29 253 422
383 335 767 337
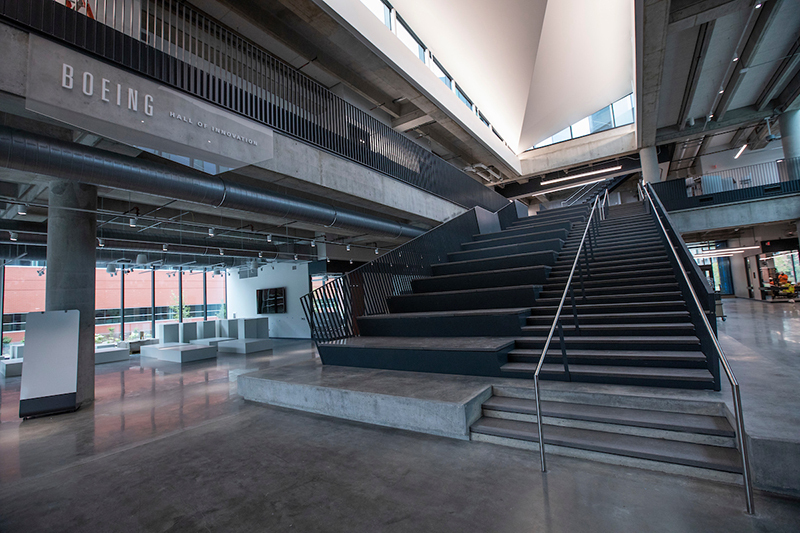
0 127 424 239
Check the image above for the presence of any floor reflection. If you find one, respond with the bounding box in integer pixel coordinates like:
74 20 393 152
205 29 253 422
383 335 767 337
0 339 318 483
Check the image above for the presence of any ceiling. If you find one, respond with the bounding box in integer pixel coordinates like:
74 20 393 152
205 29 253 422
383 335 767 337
390 0 634 153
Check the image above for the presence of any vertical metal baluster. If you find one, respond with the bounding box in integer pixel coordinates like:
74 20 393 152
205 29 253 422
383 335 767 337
558 322 570 381
570 286 579 335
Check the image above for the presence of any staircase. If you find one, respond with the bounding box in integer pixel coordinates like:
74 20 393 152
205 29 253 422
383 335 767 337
469 385 743 482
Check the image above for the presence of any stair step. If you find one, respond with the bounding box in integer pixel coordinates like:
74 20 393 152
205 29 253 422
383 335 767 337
548 261 672 276
469 418 741 473
508 348 707 366
473 221 575 242
511 215 587 230
388 285 542 313
461 229 570 251
412 264 551 293
529 300 688 315
558 241 665 257
547 268 675 284
520 323 696 336
550 255 669 270
357 308 531 337
502 363 714 383
432 250 558 276
448 239 564 262
481 397 734 437
513 336 701 351
535 291 684 305
538 283 679 298
525 311 689 325
541 275 677 290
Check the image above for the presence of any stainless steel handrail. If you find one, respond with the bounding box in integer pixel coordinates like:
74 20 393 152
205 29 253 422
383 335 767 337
600 189 610 220
532 196 600 472
642 183 755 514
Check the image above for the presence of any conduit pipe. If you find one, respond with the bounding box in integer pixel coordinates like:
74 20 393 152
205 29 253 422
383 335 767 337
0 127 424 239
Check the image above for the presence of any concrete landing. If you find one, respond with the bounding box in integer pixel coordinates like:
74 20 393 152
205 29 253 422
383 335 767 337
238 360 496 440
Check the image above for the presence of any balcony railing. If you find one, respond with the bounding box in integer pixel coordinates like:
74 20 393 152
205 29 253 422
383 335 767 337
652 157 800 211
0 0 508 212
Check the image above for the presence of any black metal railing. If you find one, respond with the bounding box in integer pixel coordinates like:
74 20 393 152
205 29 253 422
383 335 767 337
0 0 508 212
652 157 800 211
300 209 484 342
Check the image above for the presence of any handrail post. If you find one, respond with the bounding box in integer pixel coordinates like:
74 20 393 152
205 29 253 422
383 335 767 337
558 322 571 381
643 183 754 515
570 286 579 335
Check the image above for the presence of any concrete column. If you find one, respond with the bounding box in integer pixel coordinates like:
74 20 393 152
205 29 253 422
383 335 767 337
780 110 800 182
46 180 97 406
640 146 661 184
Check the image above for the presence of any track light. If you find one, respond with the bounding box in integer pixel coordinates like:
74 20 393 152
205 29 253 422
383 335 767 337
267 234 272 243
294 254 298 261
98 238 105 247
9 232 17 241
311 240 316 248
219 248 224 255
259 251 263 258
18 204 27 216
346 244 351 252
375 248 379 255
349 259 353 265
129 217 137 228
106 264 116 274
326 257 330 263
209 228 215 237
136 254 148 264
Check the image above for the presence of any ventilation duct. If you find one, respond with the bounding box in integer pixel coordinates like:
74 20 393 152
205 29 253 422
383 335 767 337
0 127 424 239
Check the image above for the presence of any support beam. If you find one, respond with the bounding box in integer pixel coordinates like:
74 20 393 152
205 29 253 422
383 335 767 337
669 0 750 33
636 0 671 148
777 69 800 111
756 35 800 111
657 105 775 144
730 126 750 148
678 21 715 130
714 0 782 122
392 108 434 132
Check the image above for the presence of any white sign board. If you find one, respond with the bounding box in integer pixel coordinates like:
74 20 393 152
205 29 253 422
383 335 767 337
19 310 80 418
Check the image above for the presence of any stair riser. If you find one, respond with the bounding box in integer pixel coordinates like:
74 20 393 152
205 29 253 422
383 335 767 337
481 410 736 447
388 286 541 313
537 284 678 298
558 243 665 257
449 239 564 262
461 229 570 251
535 372 715 390
432 251 558 276
520 326 697 337
548 262 671 276
550 256 669 271
357 313 527 337
526 313 687 325
530 303 688 315
535 293 683 305
508 354 708 368
474 221 575 241
546 269 675 284
412 266 551 292
511 216 586 230
540 278 678 291
514 339 701 351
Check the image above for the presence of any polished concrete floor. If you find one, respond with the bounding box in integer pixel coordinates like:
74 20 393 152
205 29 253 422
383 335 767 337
0 311 799 531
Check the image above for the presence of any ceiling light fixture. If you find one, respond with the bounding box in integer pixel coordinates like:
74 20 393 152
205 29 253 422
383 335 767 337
129 217 137 228
294 254 298 261
209 228 215 237
267 234 272 243
259 251 263 258
349 259 353 265
540 165 623 186
734 144 747 159
311 240 316 248
219 248 224 256
9 232 17 242
163 243 168 252
755 3 762 8
18 204 27 216
327 257 330 263
106 264 116 274
136 253 148 264
733 57 739 62
375 248 379 255
346 244 351 252
98 238 105 247
533 176 612 196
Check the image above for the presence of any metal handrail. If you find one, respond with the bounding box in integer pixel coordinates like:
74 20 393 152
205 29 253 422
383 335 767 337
600 189 610 221
532 196 601 472
642 183 754 515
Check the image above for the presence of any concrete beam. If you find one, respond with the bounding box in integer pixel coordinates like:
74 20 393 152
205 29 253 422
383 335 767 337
656 104 774 143
714 0 781 122
669 194 800 234
392 108 434 132
755 34 800 111
668 0 750 33
636 0 671 148
777 69 800 112
678 21 715 131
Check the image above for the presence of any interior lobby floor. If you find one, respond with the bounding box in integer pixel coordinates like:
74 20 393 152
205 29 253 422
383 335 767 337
0 303 799 532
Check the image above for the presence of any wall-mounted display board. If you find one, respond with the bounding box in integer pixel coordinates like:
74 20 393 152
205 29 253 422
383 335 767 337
19 310 80 419
257 287 287 314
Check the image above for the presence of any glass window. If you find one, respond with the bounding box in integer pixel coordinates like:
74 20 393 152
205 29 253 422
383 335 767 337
2 266 46 353
590 106 614 134
207 269 227 320
552 126 572 144
360 0 391 29
455 85 472 109
396 19 425 62
430 57 452 89
534 137 553 149
612 94 634 126
182 270 206 323
479 112 490 128
570 117 591 138
122 267 154 341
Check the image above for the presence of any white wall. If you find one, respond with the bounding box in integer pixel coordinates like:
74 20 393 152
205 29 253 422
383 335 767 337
226 263 311 339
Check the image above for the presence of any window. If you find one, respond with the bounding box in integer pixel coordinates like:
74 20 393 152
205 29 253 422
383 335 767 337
570 117 591 138
552 126 571 144
612 94 634 126
430 57 452 89
360 0 391 29
396 19 425 62
455 85 472 109
590 106 614 134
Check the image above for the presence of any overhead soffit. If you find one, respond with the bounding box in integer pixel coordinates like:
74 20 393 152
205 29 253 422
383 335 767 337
388 0 634 154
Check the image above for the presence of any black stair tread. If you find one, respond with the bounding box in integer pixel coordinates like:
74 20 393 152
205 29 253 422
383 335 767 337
470 417 741 473
482 397 734 437
363 307 531 319
552 254 668 267
462 230 570 250
509 348 706 361
527 311 689 320
515 335 700 343
391 284 541 299
319 336 516 352
450 240 564 259
532 300 687 310
543 274 676 286
521 323 695 332
424 263 550 281
502 363 713 381
546 270 675 283
435 250 556 269
535 292 683 304
538 284 679 295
